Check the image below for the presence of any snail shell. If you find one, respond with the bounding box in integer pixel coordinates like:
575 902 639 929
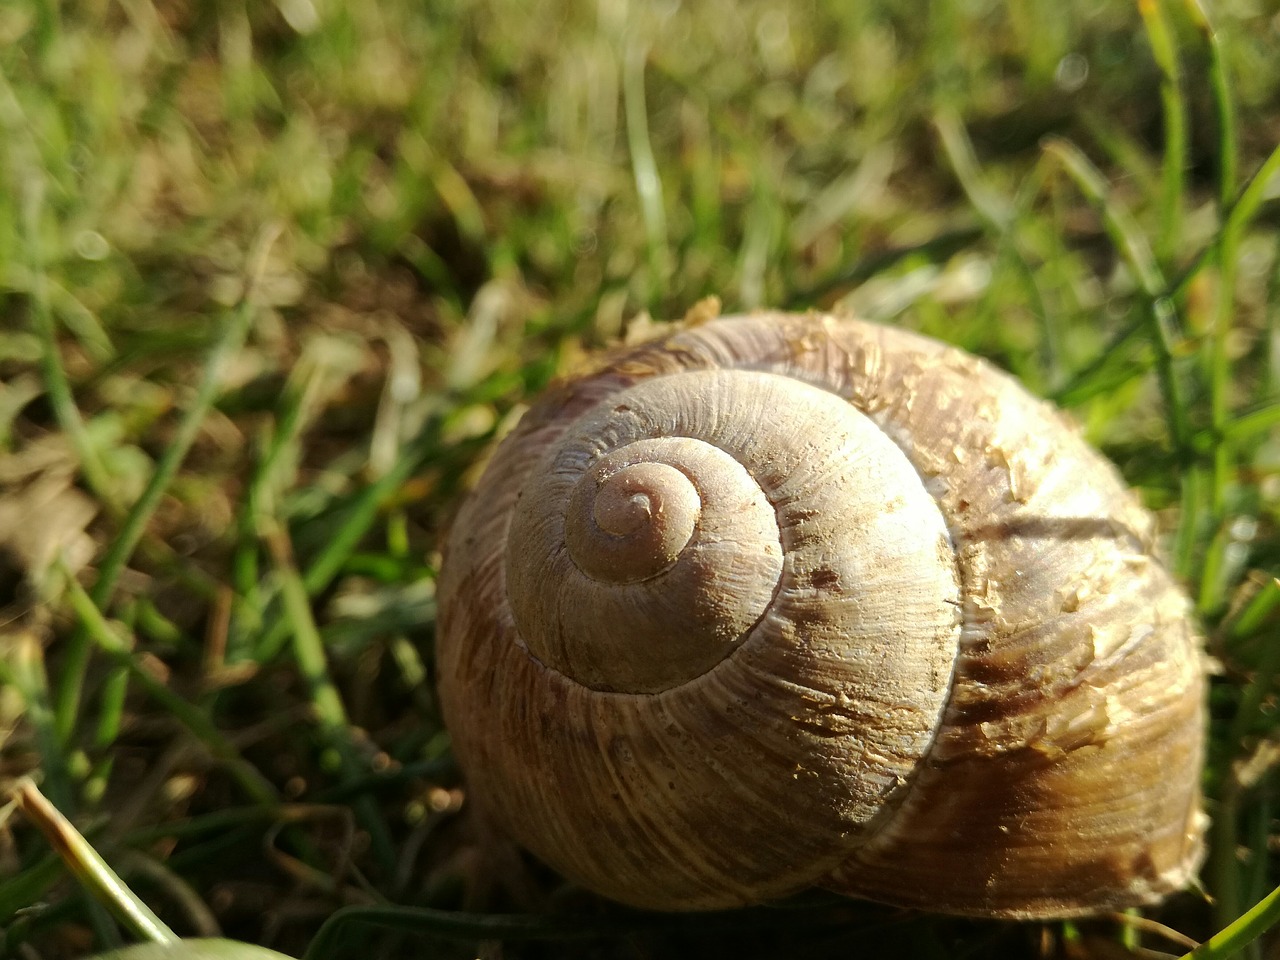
435 312 1206 919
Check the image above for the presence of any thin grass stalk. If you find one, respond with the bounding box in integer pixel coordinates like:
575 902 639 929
1137 0 1187 270
122 807 281 848
111 850 222 939
1220 404 1280 446
622 34 669 308
1212 785 1245 942
1181 881 1280 960
1042 137 1211 582
85 666 129 803
1196 0 1244 580
1170 139 1280 305
230 365 320 654
262 523 397 875
1198 240 1239 616
1040 140 1166 299
52 225 281 745
1225 578 1280 642
58 562 279 807
788 228 984 307
1041 139 1192 450
1248 788 1273 903
0 634 74 812
1198 521 1236 616
1182 0 1239 210
1173 466 1207 583
1221 143 1280 253
1206 220 1241 519
1184 5 1268 913
934 112 1061 383
1211 579 1280 930
933 110 1013 229
87 225 279 609
23 179 116 509
1050 317 1145 405
252 408 457 662
12 780 178 945
0 856 63 924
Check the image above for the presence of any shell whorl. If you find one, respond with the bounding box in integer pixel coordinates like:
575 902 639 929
567 455 705 582
506 368 959 694
436 312 1206 918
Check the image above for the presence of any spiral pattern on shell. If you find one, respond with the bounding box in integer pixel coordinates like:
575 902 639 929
437 312 1206 919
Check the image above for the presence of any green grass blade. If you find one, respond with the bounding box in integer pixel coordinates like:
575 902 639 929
1041 138 1167 299
1041 138 1193 450
0 633 74 811
0 855 63 924
262 523 396 875
1223 142 1280 246
623 36 669 307
1137 0 1187 269
252 408 459 662
24 179 116 510
58 562 279 807
12 780 178 945
53 226 280 744
1182 882 1280 959
87 238 275 610
1182 0 1238 209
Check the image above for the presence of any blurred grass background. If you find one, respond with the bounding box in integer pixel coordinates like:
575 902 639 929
1 0 1279 957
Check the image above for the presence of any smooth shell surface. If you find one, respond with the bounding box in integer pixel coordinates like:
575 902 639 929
436 312 1206 919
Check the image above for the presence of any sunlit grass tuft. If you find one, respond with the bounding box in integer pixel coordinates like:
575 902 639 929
1 0 1279 957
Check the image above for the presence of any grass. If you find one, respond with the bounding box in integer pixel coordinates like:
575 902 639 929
1 0 1279 957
